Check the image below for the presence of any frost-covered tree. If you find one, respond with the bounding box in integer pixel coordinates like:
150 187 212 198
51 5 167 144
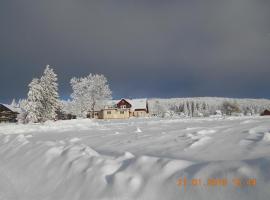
70 74 112 117
40 65 60 120
25 65 60 122
187 101 192 117
18 99 27 110
222 101 241 115
25 78 44 123
147 97 270 117
10 99 18 108
15 99 27 123
61 100 74 114
201 102 210 116
183 101 189 116
152 101 166 117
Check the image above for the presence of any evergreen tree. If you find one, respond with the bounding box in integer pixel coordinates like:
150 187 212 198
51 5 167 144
187 101 192 117
183 102 189 116
40 65 60 120
11 99 17 108
25 78 44 123
25 65 60 122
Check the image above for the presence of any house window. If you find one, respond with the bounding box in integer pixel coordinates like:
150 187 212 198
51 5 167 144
120 111 124 114
120 105 126 109
107 111 111 114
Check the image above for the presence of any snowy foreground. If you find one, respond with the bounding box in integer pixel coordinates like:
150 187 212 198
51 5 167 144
1 117 270 200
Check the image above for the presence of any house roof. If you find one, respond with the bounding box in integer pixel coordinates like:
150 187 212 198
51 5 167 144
262 109 270 113
127 99 147 110
117 99 132 107
106 98 147 111
1 104 23 114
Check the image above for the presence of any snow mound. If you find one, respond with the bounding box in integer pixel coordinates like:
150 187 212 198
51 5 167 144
0 117 270 199
262 132 270 142
0 119 100 135
197 129 216 135
189 136 212 148
239 127 270 146
69 137 81 143
135 127 142 133
0 136 195 200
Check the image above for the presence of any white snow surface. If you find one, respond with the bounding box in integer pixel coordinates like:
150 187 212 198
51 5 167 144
0 117 270 200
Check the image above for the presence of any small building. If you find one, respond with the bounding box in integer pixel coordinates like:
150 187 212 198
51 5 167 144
260 109 270 116
0 104 19 123
96 98 149 119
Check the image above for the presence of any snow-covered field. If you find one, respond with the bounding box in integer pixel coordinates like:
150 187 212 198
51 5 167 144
1 116 270 200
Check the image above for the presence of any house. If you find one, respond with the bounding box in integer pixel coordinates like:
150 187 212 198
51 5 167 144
88 98 149 119
114 98 149 118
261 109 270 116
0 104 20 122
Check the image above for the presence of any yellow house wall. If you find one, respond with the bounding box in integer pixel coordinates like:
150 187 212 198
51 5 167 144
133 110 148 117
100 109 130 119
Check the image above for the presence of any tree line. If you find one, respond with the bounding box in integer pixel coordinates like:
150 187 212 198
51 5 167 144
148 97 270 117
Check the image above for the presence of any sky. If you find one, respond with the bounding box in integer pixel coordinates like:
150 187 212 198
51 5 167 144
0 0 270 103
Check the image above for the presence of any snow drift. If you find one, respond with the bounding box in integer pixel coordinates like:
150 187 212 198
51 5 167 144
0 117 270 200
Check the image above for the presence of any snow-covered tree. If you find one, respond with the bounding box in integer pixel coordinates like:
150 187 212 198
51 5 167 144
40 65 60 120
187 101 192 117
222 101 241 115
147 97 270 117
152 101 166 117
25 78 44 123
25 65 60 122
183 101 189 116
201 102 210 116
18 99 27 110
61 100 73 114
10 99 18 108
70 74 112 117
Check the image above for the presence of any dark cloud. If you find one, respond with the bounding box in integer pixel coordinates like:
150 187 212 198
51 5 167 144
0 0 270 103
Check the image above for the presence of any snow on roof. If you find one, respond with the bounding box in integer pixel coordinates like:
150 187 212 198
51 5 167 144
106 98 147 110
2 104 23 113
126 99 147 110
